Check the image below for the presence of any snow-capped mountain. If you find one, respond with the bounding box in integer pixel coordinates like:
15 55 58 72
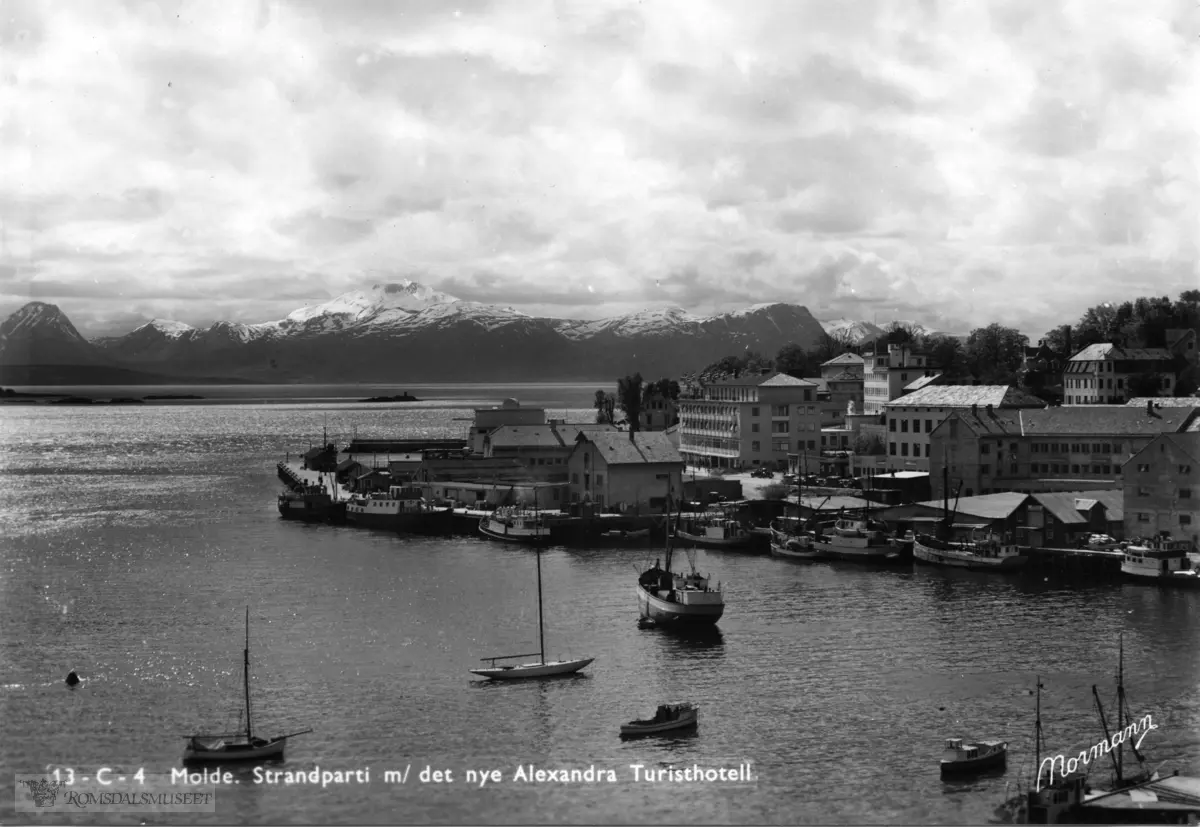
0 301 103 365
7 283 830 382
820 318 885 343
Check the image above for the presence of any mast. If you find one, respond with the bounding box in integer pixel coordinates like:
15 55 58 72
1035 676 1043 787
1093 684 1121 779
1116 632 1124 781
244 607 252 742
535 486 544 663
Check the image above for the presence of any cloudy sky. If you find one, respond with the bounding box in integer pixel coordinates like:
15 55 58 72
2 0 1196 338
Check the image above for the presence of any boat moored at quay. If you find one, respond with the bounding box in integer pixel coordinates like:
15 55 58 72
811 515 904 563
479 506 552 544
277 486 344 523
1120 538 1200 588
345 485 430 531
913 529 1027 571
676 513 757 551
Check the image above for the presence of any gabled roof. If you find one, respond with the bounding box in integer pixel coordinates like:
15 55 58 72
487 423 616 449
707 371 816 388
913 491 1029 520
1069 343 1173 361
1128 433 1200 465
820 353 865 367
885 384 1046 409
827 371 864 382
936 405 1199 438
1030 490 1124 524
573 431 683 465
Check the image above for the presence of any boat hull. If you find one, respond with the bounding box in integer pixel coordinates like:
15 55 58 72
676 529 755 551
1121 570 1200 589
940 750 1006 776
469 657 593 680
913 539 1027 571
769 539 823 560
620 718 699 737
183 736 287 763
637 585 724 626
811 539 900 563
478 520 550 544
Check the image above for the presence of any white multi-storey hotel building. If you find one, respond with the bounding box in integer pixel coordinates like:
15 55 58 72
678 372 822 469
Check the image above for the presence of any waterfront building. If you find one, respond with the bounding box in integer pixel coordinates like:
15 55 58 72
863 344 940 415
1062 344 1176 405
928 402 1200 499
481 422 617 479
470 398 546 452
1123 432 1200 548
882 385 1046 472
302 444 338 472
567 431 683 512
640 386 678 431
678 372 821 470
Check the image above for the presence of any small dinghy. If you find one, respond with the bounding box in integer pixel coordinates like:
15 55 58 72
940 737 1007 776
620 703 698 738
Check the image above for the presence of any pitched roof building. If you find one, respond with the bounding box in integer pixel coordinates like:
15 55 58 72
928 404 1199 499
1063 343 1177 405
567 431 684 512
1123 432 1200 549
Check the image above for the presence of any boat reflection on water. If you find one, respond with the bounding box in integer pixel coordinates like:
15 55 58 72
638 619 725 652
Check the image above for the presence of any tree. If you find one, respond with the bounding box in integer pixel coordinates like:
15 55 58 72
881 322 919 346
775 343 812 377
616 373 644 435
1042 324 1073 357
853 432 886 455
593 390 616 425
1180 289 1200 304
965 323 1029 384
923 333 969 380
812 329 856 364
1074 303 1120 350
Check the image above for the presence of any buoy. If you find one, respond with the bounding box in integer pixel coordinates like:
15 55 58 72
65 670 80 687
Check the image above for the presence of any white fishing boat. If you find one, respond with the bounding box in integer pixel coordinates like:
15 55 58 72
182 608 311 764
470 542 593 680
479 505 552 544
676 514 756 550
810 515 899 562
345 485 428 531
768 521 823 560
619 703 698 737
940 738 1007 776
1120 538 1200 588
637 494 725 626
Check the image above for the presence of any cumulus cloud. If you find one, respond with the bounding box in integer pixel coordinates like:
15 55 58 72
1 0 1196 338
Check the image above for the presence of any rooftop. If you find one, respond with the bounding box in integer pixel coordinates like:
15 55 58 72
820 353 865 367
937 405 1199 437
886 384 1046 409
1069 343 1174 362
902 374 943 392
707 371 817 388
486 423 615 449
574 430 683 465
1125 397 1200 407
913 491 1029 520
1030 489 1124 524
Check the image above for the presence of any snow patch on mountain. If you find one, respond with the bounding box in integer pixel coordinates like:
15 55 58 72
286 281 458 325
134 319 196 338
556 306 703 340
1 301 90 343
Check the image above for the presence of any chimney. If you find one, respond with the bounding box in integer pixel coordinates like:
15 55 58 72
971 403 977 415
1147 399 1153 416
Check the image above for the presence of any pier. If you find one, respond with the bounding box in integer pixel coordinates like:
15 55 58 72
1022 546 1125 579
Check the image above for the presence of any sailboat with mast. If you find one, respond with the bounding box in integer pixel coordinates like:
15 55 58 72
637 490 725 626
183 608 311 763
1091 632 1155 790
478 484 552 543
913 466 1026 570
470 542 593 679
769 453 826 560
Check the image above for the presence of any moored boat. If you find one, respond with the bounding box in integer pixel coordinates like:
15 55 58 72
277 486 342 523
479 505 552 544
1119 538 1200 588
940 737 1007 776
676 514 756 551
345 485 429 531
810 515 900 562
637 495 725 627
914 531 1027 571
769 521 823 560
620 703 698 737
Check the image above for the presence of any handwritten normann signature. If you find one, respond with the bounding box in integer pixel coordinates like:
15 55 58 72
1037 714 1158 791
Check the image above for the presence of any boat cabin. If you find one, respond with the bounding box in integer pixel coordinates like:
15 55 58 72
1122 540 1194 576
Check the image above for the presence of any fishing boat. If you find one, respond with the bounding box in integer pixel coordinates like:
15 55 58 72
914 470 1026 570
599 527 651 541
182 608 311 764
479 505 551 544
619 703 698 738
277 485 341 523
810 514 899 562
1119 537 1200 588
676 513 756 550
940 737 1007 776
470 542 593 680
768 457 825 560
345 485 429 531
637 494 725 626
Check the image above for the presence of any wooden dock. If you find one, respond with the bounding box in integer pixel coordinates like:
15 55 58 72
1022 546 1125 579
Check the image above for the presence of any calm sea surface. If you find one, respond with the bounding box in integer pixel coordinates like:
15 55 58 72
2 384 1198 825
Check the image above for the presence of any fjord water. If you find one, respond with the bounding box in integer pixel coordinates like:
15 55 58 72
2 386 1198 825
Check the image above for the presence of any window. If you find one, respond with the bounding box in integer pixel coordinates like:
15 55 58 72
924 444 930 457
901 373 908 381
889 442 897 456
771 405 789 417
1137 513 1150 522
889 419 897 432
806 440 816 451
751 441 761 452
1071 464 1080 474
595 474 604 486
981 444 991 455
751 407 760 417
1181 489 1192 499
751 423 760 433
925 419 932 433
901 443 909 456
1138 464 1150 473
773 439 788 452
965 488 974 497
1182 515 1193 526
982 464 991 475
772 421 789 433
1181 465 1193 474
